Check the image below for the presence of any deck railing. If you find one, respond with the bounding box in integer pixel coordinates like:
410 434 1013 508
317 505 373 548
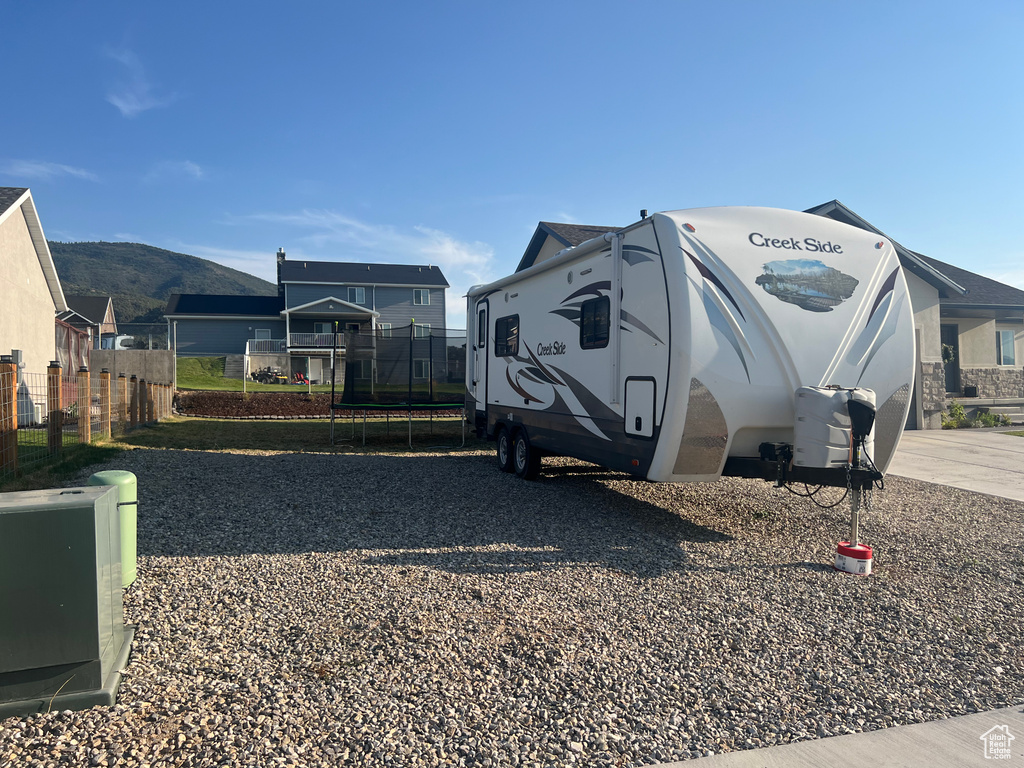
289 333 344 349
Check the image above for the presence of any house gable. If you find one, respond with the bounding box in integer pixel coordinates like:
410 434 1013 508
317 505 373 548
516 222 620 272
804 200 967 298
0 187 66 313
282 296 380 318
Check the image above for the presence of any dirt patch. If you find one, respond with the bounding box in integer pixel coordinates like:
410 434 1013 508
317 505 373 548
174 391 462 418
175 391 334 418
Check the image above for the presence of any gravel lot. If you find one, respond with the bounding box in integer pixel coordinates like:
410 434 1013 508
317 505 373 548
2 446 1023 767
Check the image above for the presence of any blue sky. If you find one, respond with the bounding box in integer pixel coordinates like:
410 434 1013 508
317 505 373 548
3 1 1023 329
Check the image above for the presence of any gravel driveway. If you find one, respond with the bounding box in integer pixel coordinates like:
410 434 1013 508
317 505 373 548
2 447 1022 767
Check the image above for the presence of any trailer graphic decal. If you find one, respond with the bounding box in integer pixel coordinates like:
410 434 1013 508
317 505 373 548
682 248 746 321
501 340 618 440
679 242 752 382
551 281 664 344
867 267 900 323
754 258 859 312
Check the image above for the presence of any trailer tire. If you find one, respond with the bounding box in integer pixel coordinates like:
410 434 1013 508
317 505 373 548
513 430 541 480
496 427 514 473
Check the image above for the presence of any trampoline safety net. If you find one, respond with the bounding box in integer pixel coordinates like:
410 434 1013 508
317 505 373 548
338 325 467 406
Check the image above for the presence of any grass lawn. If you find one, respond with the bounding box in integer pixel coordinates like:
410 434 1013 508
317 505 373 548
176 356 466 400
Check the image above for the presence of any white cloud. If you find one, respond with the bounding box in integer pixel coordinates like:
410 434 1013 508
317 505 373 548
144 160 205 183
169 243 278 284
2 159 99 182
229 209 499 329
104 48 176 117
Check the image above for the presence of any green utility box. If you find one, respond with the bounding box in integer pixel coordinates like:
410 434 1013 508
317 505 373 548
88 470 137 587
0 486 135 718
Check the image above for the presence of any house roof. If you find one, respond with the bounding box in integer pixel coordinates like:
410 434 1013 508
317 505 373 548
516 222 620 272
279 260 449 287
64 295 113 324
916 253 1024 314
804 200 968 298
165 294 284 316
0 187 29 215
0 187 67 312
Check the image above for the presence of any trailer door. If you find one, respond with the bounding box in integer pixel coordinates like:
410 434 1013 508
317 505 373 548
472 300 488 416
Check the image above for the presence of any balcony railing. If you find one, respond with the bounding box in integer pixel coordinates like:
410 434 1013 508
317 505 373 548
289 333 345 348
247 338 286 354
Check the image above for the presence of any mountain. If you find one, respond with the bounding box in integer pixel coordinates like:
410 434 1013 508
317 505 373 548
48 241 276 323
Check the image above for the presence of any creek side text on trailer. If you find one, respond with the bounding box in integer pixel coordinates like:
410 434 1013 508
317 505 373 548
465 206 915 491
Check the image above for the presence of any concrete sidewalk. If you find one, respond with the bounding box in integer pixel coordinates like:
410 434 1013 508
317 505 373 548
663 705 1023 767
886 428 1024 502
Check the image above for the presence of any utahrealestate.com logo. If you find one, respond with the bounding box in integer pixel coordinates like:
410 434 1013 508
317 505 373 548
980 725 1015 760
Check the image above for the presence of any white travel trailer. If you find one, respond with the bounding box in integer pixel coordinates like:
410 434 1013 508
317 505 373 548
466 207 915 490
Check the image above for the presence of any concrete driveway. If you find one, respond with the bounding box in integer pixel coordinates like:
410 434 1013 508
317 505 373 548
886 428 1024 502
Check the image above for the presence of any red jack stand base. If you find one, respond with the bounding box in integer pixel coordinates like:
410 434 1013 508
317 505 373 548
835 541 873 575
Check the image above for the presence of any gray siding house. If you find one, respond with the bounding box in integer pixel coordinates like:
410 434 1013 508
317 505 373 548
165 249 449 383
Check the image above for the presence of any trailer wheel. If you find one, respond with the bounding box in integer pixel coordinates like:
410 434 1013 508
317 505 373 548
513 430 541 480
496 427 514 473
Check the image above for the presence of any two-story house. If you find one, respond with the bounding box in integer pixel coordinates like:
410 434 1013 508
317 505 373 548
164 249 449 385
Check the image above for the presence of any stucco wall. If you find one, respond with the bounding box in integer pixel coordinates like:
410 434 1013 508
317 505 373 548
954 317 996 367
90 350 175 384
0 206 56 374
533 236 568 267
906 272 940 362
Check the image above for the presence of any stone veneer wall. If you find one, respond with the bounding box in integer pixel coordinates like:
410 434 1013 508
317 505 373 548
919 362 946 412
960 367 1024 399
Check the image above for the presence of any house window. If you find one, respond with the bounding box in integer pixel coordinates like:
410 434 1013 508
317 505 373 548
580 295 610 349
413 359 430 379
348 287 365 305
414 323 431 339
495 315 519 357
997 329 1016 365
378 323 392 338
413 288 430 306
254 328 271 339
314 322 333 335
345 322 361 333
352 359 372 379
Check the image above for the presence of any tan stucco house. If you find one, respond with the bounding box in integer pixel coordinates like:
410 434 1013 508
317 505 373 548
0 187 68 374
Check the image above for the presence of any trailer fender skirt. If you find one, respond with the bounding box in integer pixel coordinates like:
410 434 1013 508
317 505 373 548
673 377 728 475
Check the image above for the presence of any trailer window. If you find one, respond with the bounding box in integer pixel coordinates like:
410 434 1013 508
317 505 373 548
495 314 519 357
580 296 610 349
477 309 487 349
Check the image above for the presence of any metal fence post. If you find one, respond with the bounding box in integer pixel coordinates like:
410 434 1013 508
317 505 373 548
77 367 91 444
48 361 63 455
0 356 17 478
100 369 111 439
130 375 139 428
